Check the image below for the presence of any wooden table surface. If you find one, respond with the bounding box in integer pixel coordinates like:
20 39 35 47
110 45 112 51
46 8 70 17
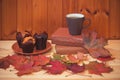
0 40 120 80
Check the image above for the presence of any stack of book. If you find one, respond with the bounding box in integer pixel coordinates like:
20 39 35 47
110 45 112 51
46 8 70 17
51 28 87 54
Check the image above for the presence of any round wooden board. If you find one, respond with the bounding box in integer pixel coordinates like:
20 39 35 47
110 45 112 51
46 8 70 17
12 42 52 55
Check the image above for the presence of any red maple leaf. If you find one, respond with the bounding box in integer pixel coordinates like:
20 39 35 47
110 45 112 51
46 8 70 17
86 61 113 75
32 66 42 72
8 54 26 62
16 59 41 76
17 61 34 76
97 56 115 62
88 48 111 58
7 54 28 69
43 60 66 74
67 54 79 63
31 55 50 66
7 55 42 76
67 63 85 73
0 57 10 69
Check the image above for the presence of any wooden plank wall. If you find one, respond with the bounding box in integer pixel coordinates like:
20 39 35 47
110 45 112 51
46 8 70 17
0 0 120 40
2 0 17 39
47 0 62 37
32 0 47 34
0 0 2 39
62 0 77 27
17 0 33 33
109 0 120 39
76 0 110 38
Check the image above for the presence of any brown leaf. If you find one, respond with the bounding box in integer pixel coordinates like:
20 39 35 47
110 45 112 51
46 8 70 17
67 63 85 73
82 30 107 48
31 55 50 66
97 56 115 62
88 48 111 58
77 52 87 61
8 54 28 69
32 66 41 72
43 60 66 74
86 61 113 75
67 54 79 63
17 62 34 76
0 57 10 69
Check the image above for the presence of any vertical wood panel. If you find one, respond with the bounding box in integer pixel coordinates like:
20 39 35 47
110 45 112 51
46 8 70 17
0 0 2 39
62 0 76 27
77 0 109 38
109 0 120 39
2 0 17 39
93 0 109 38
32 0 47 34
77 0 97 30
17 0 33 33
48 0 62 38
77 0 95 13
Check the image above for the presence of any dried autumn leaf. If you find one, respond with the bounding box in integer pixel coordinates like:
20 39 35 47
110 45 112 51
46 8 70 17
52 53 63 60
86 61 113 75
97 37 107 48
43 60 66 74
8 54 26 62
81 30 91 46
88 48 111 58
67 63 85 73
0 57 10 69
7 54 28 69
32 66 41 72
31 56 40 66
89 31 98 47
82 31 107 49
38 55 50 65
17 61 34 76
67 54 79 63
77 52 87 61
97 56 115 62
32 55 50 66
82 30 111 58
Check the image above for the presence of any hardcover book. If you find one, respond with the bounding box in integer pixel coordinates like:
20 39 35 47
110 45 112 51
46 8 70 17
51 28 84 47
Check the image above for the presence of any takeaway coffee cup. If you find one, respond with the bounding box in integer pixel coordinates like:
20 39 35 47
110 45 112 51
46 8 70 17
66 13 91 35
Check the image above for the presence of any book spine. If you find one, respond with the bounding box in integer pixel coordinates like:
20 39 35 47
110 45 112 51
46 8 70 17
52 37 84 47
55 45 88 54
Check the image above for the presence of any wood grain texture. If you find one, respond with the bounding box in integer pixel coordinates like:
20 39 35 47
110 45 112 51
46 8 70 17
32 0 48 34
2 0 17 39
77 0 95 30
62 0 77 27
109 0 120 39
48 0 62 38
93 0 109 38
77 0 109 38
0 0 2 39
17 0 33 33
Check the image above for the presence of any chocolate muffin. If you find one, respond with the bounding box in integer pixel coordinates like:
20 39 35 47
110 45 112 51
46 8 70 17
21 37 35 53
16 32 23 48
34 32 48 50
41 32 48 49
16 31 48 53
